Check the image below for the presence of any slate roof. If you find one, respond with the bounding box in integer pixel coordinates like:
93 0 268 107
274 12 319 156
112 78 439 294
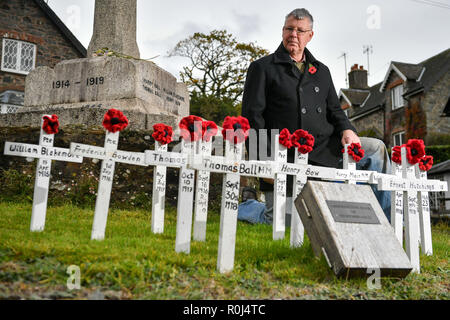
342 48 449 120
428 159 450 175
0 90 24 106
32 0 87 57
345 82 385 119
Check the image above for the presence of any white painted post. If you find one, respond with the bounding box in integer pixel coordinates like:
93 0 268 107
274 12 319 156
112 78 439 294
193 139 213 241
217 140 243 273
415 166 433 256
175 139 196 253
290 149 308 248
273 135 287 240
391 157 404 244
401 146 420 273
70 132 147 240
3 115 83 232
343 143 356 184
151 141 168 234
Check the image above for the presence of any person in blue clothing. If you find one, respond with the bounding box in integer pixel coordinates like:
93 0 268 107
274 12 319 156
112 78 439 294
239 8 391 225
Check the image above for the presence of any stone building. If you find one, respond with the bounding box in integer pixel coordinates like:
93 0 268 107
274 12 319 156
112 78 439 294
339 48 450 148
0 0 86 114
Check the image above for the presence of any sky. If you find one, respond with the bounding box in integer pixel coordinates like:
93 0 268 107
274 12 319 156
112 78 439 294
47 0 450 93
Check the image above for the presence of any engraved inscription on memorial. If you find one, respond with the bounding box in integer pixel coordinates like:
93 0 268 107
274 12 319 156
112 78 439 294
326 201 380 224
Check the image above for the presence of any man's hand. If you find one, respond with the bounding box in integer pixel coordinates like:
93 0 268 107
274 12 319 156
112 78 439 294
341 129 360 146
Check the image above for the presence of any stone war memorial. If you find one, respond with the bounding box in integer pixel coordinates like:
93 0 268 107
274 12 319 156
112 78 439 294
1 0 449 300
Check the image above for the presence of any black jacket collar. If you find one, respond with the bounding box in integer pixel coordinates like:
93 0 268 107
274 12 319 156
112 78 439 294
273 42 318 65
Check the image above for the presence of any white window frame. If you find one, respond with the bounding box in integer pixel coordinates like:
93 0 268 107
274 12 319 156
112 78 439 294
1 38 36 75
392 131 405 146
391 84 405 110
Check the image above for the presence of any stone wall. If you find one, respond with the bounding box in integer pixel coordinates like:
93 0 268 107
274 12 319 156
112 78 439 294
351 109 384 140
422 72 450 138
0 0 84 92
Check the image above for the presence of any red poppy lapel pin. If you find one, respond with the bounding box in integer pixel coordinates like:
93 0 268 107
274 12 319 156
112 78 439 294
308 63 317 75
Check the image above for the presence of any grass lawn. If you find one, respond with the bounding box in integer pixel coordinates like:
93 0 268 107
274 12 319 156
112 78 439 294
0 201 448 300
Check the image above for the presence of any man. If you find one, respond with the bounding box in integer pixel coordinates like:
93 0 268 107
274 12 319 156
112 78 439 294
241 8 391 223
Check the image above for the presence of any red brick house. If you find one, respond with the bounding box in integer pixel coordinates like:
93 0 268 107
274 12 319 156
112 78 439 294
0 0 86 114
339 48 450 148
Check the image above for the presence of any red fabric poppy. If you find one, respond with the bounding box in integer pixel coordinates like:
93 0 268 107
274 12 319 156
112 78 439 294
152 123 173 145
202 120 218 142
179 115 203 142
405 139 425 165
279 128 293 148
42 114 59 135
343 142 365 162
391 145 403 164
102 109 129 133
418 155 433 171
308 64 317 74
292 129 315 154
221 116 251 144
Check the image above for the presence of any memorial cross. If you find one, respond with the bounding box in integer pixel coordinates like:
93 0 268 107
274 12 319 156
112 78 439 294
400 146 421 273
273 135 288 240
174 139 196 253
70 130 146 240
342 143 357 184
151 140 168 234
3 115 83 232
217 139 243 273
290 149 308 248
391 154 404 244
193 138 213 242
415 165 433 256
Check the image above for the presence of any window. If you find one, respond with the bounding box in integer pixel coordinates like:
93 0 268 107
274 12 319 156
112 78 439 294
391 85 405 110
1 38 36 75
392 131 405 146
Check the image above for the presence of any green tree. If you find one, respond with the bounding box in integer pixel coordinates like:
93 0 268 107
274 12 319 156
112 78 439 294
168 30 269 109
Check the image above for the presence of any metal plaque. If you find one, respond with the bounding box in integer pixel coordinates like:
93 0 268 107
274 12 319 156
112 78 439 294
326 200 380 224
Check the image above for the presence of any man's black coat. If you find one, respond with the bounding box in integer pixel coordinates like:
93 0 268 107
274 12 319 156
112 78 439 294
242 43 356 192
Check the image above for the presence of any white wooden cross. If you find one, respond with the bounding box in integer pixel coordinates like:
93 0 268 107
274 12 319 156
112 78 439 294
415 164 433 256
217 139 243 273
391 153 404 244
70 130 146 240
341 143 357 184
401 146 421 273
193 138 213 242
174 139 196 253
273 134 288 240
145 141 192 251
375 148 448 273
3 115 83 232
290 149 308 248
189 141 274 273
151 141 168 234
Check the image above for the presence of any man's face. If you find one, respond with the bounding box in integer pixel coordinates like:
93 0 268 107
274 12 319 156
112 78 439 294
282 16 314 57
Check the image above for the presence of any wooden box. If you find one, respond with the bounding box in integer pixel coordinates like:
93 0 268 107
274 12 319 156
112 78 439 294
295 181 412 278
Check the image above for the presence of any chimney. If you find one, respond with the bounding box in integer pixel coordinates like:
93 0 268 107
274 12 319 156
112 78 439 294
348 64 368 89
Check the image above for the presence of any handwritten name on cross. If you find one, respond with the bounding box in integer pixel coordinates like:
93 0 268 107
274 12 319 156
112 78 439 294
70 131 146 240
193 138 213 242
3 115 83 232
273 135 288 240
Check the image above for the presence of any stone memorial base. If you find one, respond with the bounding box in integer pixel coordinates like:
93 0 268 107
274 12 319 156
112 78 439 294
0 55 189 130
295 181 413 278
